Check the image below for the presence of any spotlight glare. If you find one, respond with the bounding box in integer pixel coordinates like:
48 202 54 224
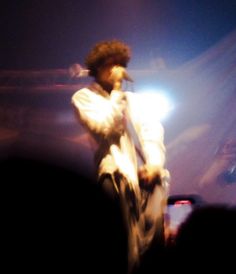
135 88 174 121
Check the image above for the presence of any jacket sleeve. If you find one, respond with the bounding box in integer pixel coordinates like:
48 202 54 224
71 88 125 138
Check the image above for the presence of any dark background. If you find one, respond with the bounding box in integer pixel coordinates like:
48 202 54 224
1 0 236 70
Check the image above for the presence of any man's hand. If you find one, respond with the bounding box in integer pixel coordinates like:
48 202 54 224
110 66 126 90
138 164 162 191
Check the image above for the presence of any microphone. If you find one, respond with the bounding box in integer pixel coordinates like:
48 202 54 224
110 65 133 83
122 69 133 82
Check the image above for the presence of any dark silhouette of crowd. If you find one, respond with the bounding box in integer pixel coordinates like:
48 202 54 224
170 204 236 272
1 157 127 273
1 156 236 273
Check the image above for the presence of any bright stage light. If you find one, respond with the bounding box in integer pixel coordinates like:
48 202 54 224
135 88 174 121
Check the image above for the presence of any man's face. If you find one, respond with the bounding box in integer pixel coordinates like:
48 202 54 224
98 64 114 85
97 62 126 92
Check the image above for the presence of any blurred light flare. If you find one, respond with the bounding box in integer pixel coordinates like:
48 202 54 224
135 88 174 122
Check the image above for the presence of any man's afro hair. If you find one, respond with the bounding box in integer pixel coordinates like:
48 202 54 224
85 40 131 77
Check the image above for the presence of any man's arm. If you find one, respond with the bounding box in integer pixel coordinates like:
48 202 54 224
72 88 126 138
127 93 170 187
138 122 170 188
